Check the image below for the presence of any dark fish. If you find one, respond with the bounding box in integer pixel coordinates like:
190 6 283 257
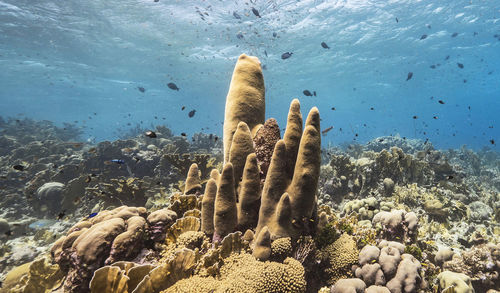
313 91 316 96
433 116 438 119
438 100 445 104
490 139 495 145
181 106 185 110
331 107 336 111
110 159 125 164
413 115 418 119
214 136 218 142
430 65 436 69
145 130 157 138
281 52 293 59
251 7 261 18
233 11 241 19
167 82 179 91
87 212 98 219
262 64 267 70
303 90 313 96
273 32 277 38
427 24 431 29
236 33 244 39
85 176 91 183
57 210 66 220
451 32 458 37
445 55 450 60
457 63 464 69
420 34 428 40
138 86 146 93
181 132 187 137
370 107 374 110
447 175 454 180
188 110 196 118
264 50 268 57
395 17 398 23
321 42 330 49
13 165 25 171
406 72 413 81
322 126 333 135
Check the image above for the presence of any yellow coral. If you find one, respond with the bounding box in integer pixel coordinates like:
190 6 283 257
271 237 292 260
322 233 359 285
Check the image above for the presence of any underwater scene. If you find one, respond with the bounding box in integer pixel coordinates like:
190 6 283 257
0 0 499 292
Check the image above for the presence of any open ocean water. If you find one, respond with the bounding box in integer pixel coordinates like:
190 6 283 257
0 1 499 293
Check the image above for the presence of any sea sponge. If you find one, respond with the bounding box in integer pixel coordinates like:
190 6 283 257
223 54 265 164
253 118 281 178
322 233 359 285
437 271 474 293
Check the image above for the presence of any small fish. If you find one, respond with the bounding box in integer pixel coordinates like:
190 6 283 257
181 106 185 110
321 42 330 49
145 130 157 138
273 32 277 38
321 126 333 135
281 52 293 59
264 50 268 57
420 34 428 40
433 116 438 119
445 55 450 60
236 33 244 39
313 91 316 96
490 139 495 145
438 100 445 104
303 90 313 96
137 86 146 93
110 159 125 164
251 7 261 18
87 212 98 219
214 136 218 142
188 110 196 118
85 176 91 183
331 107 336 111
430 65 436 69
181 132 187 137
395 17 399 23
406 72 413 81
167 82 179 91
451 32 458 37
370 107 374 110
413 115 418 119
57 210 66 220
447 175 454 180
457 63 464 69
233 11 241 19
13 165 25 171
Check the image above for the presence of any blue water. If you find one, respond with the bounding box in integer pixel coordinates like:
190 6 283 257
0 0 498 149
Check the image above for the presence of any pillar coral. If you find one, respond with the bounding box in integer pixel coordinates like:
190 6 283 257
206 53 321 241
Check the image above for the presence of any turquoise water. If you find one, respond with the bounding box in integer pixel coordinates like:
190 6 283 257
0 0 498 149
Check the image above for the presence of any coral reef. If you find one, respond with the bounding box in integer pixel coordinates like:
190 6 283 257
0 54 499 293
